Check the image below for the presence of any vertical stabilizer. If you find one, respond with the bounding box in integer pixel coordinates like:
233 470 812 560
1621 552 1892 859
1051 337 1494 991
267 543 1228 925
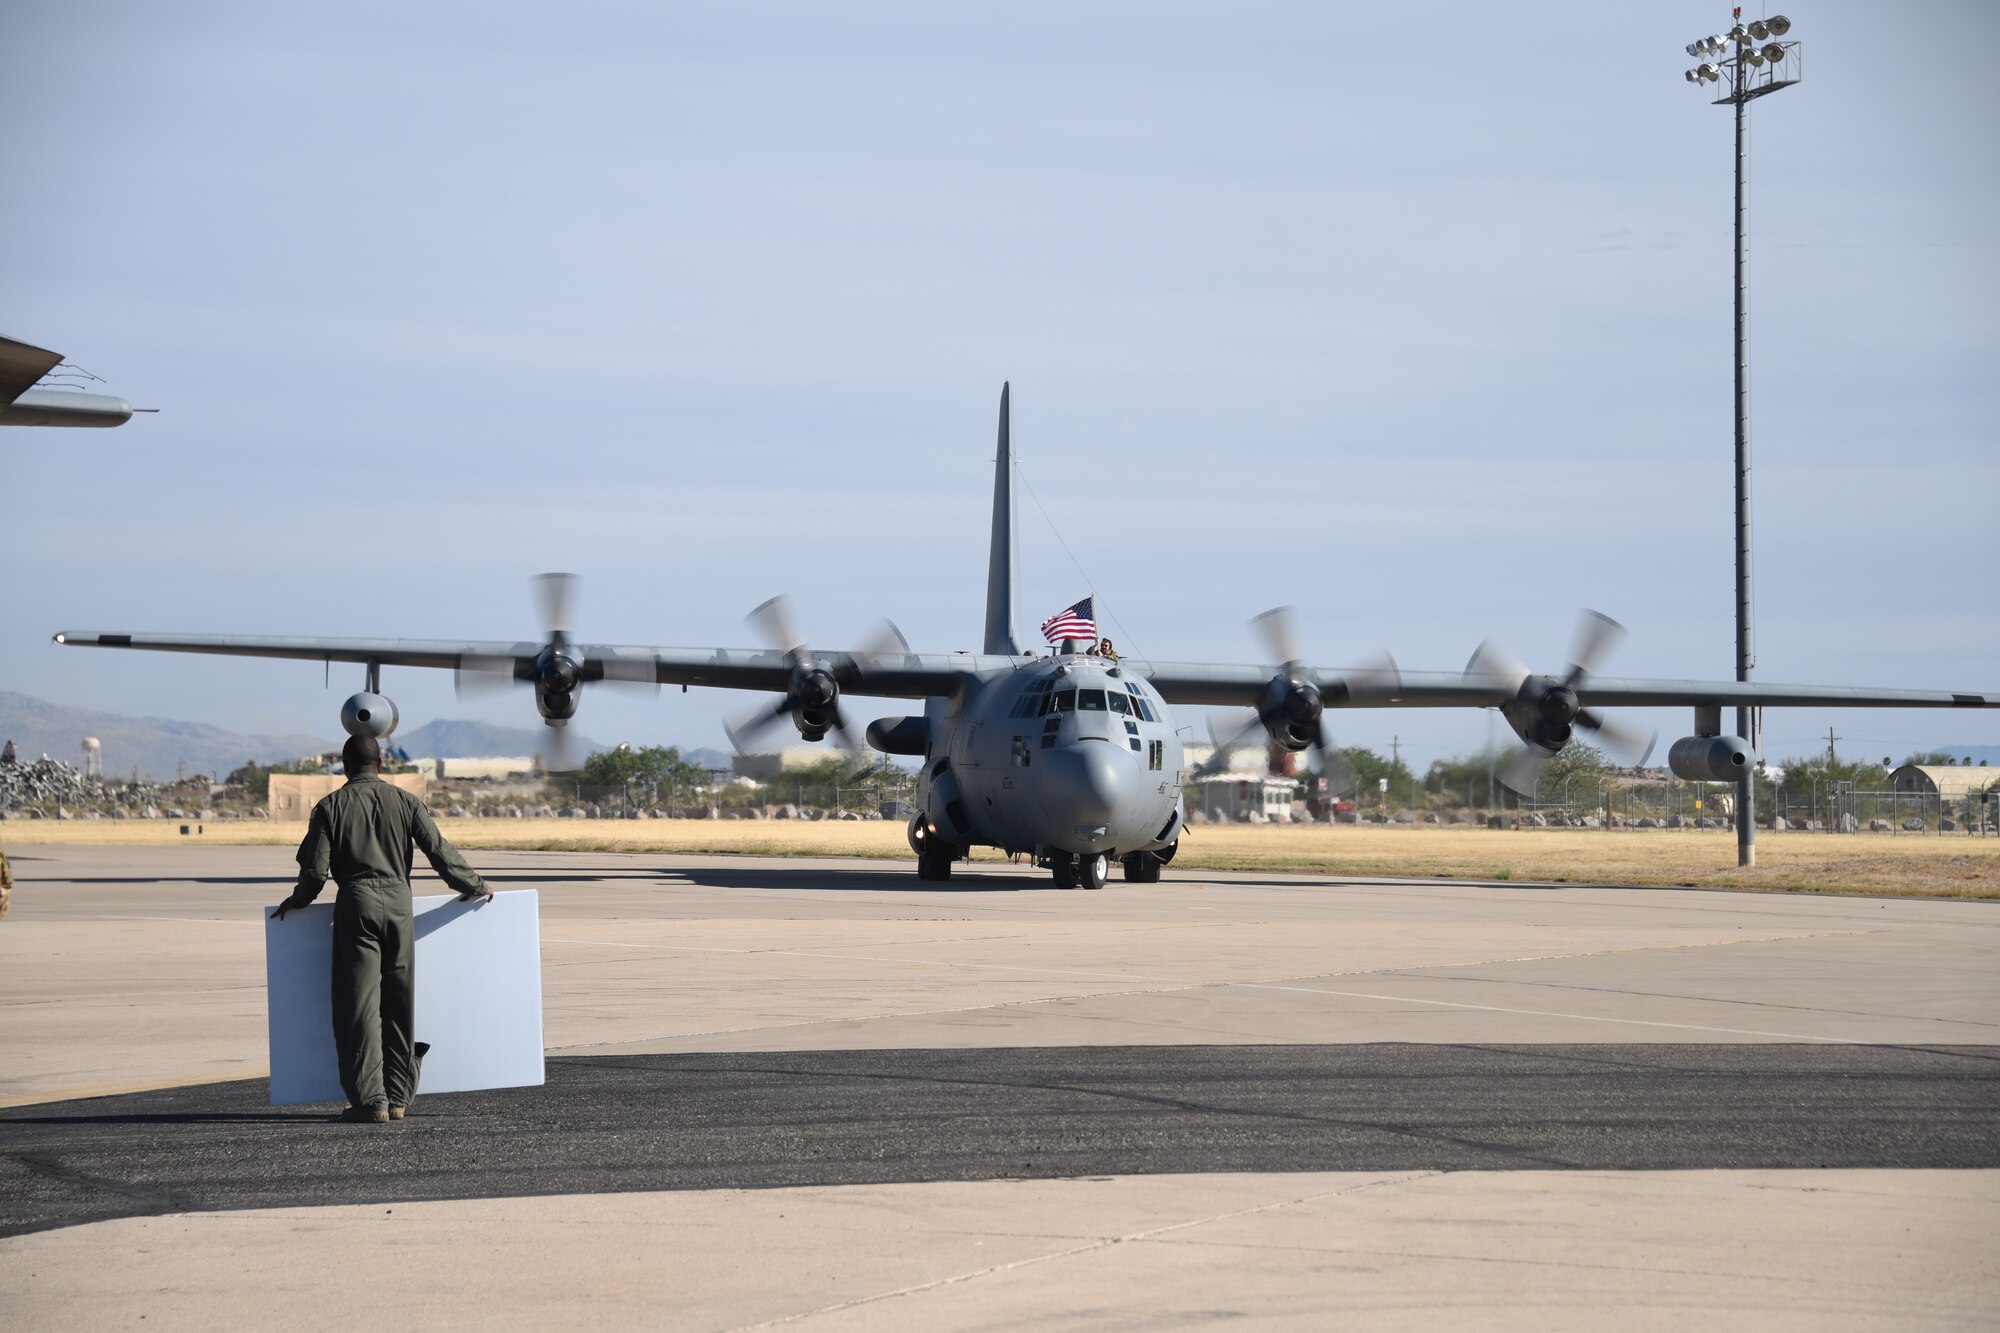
984 383 1022 656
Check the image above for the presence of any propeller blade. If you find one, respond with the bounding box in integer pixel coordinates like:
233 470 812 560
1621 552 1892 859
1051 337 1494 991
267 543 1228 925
1565 609 1627 684
852 618 911 665
595 652 660 696
532 572 580 637
454 654 520 700
1498 746 1548 799
1577 708 1658 767
1310 721 1357 799
723 695 792 756
1196 710 1264 776
746 594 807 660
1464 639 1532 692
826 703 866 752
538 721 583 773
1250 606 1301 671
1336 650 1403 705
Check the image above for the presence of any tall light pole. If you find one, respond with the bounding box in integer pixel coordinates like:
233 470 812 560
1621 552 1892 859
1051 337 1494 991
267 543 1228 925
1683 12 1801 868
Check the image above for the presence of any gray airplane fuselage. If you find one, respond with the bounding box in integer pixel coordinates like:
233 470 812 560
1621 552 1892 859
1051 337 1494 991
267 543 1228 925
917 650 1185 861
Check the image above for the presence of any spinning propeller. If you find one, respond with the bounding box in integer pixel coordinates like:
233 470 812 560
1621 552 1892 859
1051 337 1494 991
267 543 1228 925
453 573 657 772
722 594 910 755
1464 608 1657 797
1196 606 1401 801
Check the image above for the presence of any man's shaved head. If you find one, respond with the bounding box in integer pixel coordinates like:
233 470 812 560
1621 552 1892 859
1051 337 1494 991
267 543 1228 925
342 735 382 774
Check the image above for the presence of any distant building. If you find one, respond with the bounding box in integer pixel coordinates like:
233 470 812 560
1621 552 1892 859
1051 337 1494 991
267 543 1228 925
433 756 539 781
1180 742 1268 775
731 748 883 783
1189 771 1298 824
1887 764 1998 799
268 772 429 820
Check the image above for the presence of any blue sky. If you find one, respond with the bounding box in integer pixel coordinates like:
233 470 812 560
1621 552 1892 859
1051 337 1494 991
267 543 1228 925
3 1 1995 773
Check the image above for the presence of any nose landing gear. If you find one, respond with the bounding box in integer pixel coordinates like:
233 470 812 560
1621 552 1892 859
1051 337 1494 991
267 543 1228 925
917 834 957 881
912 817 958 882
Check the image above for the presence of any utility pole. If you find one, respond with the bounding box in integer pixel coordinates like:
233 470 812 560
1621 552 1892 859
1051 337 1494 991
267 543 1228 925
1825 726 1840 765
1681 11 1801 868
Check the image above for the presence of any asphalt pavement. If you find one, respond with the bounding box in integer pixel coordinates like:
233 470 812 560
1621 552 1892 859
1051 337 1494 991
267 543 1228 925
4 1042 1995 1237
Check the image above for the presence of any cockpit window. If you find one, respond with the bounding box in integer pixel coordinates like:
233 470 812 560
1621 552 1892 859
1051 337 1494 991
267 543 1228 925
1107 692 1130 716
1052 689 1077 713
1078 689 1108 711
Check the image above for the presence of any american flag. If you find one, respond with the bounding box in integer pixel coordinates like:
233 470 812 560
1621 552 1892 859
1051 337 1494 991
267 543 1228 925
1040 596 1096 645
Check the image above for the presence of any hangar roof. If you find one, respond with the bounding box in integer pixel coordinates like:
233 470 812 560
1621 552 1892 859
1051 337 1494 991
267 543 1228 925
1889 764 2000 797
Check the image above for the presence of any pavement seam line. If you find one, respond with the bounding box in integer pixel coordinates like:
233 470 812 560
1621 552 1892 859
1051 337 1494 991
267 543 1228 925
1377 965 2000 1031
720 1171 1442 1331
539 926 1859 992
1231 982 1870 1043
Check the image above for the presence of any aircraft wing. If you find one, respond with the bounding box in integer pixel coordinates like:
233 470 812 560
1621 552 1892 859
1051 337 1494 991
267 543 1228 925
52 631 993 700
1130 661 1494 709
1130 659 1996 711
0 336 64 406
56 633 1996 712
0 334 140 427
1562 678 1993 710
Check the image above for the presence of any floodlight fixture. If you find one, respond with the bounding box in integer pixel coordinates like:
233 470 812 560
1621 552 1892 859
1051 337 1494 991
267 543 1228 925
1742 46 1766 66
1748 19 1770 40
1766 15 1791 36
1761 43 1785 63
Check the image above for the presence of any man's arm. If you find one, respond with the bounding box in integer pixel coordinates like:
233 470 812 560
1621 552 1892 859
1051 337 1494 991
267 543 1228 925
273 805 333 919
410 801 488 900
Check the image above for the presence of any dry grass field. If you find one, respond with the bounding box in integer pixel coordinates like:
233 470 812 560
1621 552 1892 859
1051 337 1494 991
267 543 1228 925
6 817 1996 898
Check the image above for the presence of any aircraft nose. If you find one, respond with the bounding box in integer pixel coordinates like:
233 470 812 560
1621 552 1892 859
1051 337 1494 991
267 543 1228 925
1045 740 1132 826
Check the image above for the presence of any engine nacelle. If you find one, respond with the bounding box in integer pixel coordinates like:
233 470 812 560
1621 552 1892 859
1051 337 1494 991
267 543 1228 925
1501 678 1580 753
533 646 581 722
1669 735 1756 783
339 692 399 739
789 666 840 742
868 715 929 756
1259 676 1322 752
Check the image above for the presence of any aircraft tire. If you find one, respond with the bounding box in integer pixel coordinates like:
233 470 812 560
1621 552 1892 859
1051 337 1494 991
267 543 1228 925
916 837 954 881
1121 853 1161 884
1049 853 1078 890
1079 853 1109 891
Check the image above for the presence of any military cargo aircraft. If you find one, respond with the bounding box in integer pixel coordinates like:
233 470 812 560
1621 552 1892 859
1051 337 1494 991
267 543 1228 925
55 386 1998 888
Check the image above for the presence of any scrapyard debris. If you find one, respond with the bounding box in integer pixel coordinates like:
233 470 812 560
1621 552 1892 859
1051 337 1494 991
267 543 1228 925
0 755 175 818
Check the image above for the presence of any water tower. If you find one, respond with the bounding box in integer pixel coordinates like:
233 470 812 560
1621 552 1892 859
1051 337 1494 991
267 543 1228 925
81 736 103 779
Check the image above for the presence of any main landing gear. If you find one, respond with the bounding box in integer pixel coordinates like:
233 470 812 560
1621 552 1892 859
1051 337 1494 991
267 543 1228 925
1121 852 1162 884
1047 851 1109 890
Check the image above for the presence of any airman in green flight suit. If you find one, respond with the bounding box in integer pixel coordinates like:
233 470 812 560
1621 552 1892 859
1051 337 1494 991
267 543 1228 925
272 734 488 1123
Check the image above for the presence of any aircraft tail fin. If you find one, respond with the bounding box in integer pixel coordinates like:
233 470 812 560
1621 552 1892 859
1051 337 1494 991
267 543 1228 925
983 383 1023 656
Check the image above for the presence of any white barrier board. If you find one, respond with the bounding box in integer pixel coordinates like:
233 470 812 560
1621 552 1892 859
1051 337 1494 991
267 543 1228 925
265 890 544 1106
